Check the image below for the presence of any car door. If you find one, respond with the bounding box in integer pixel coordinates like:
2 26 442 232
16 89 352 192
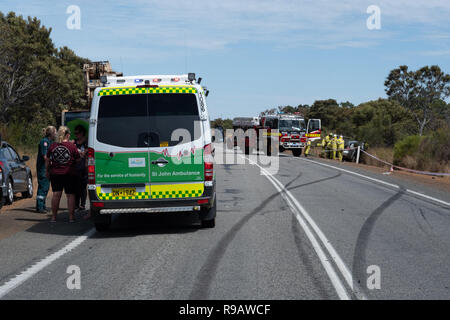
147 90 204 199
306 119 321 142
0 145 11 181
6 146 26 190
94 88 151 200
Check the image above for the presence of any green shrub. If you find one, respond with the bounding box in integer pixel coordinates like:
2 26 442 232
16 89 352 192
0 121 43 149
393 130 449 172
393 135 423 165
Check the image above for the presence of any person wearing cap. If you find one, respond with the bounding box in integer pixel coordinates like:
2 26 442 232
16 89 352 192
337 135 345 161
36 126 56 213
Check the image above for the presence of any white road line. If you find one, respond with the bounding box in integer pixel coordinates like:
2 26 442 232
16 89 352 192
0 228 96 299
242 155 361 300
299 158 450 207
404 189 450 207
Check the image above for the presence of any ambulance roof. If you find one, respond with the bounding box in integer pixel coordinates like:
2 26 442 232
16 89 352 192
103 74 198 87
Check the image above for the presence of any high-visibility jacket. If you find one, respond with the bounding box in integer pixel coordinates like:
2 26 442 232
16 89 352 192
337 138 344 150
322 136 330 148
304 139 311 155
331 138 337 150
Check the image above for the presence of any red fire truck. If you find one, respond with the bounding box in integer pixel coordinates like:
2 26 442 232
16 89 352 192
228 114 321 157
260 114 321 156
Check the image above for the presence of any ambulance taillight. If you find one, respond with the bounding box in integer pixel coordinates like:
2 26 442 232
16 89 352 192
88 148 95 184
204 144 214 181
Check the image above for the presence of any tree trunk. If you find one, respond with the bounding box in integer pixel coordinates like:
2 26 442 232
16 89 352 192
418 118 427 136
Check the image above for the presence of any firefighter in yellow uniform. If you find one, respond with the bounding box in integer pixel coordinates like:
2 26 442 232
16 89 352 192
331 134 337 160
322 133 332 158
337 135 345 161
326 133 334 159
304 138 311 157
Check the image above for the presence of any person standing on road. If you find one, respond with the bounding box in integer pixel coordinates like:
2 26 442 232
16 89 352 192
337 135 345 161
304 138 311 157
46 126 80 223
74 125 88 213
36 126 56 213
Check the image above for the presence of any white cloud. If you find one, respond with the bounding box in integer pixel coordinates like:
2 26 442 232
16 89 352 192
421 49 450 56
3 0 450 51
92 0 449 50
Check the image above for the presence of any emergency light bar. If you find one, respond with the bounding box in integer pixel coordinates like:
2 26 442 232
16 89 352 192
104 74 197 87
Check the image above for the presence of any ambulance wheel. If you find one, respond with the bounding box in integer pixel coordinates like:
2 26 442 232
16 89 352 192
95 221 111 232
292 149 302 157
201 218 215 228
93 211 111 232
200 198 216 228
279 146 285 153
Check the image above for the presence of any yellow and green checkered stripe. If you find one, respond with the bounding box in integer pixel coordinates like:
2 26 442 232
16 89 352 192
98 87 147 96
96 186 151 200
98 86 197 96
96 184 204 200
151 183 204 199
148 87 197 94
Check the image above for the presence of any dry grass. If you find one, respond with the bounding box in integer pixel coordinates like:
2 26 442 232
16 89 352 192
420 160 450 174
362 146 449 174
361 147 394 169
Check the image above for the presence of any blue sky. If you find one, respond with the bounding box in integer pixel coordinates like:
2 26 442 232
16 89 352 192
1 0 449 119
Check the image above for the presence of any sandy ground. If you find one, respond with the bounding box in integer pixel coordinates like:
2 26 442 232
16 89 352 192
0 174 84 241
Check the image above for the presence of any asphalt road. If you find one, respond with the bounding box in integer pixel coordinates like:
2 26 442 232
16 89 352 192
0 146 449 300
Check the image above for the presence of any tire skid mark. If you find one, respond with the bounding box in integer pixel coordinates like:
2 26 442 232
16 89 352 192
189 167 342 299
351 187 406 299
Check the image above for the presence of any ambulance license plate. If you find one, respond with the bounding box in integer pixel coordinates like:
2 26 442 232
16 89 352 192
291 143 300 147
112 188 136 197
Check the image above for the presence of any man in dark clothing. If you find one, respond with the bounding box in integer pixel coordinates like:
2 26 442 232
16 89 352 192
36 126 56 213
74 125 88 212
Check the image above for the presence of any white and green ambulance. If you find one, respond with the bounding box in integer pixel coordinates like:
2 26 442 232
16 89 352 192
87 74 216 231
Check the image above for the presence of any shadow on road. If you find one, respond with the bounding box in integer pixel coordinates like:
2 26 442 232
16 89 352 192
92 213 201 238
19 206 202 238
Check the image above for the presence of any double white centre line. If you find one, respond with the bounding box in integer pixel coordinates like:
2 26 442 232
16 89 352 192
243 155 366 300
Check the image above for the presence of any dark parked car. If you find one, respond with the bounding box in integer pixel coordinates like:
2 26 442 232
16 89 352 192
0 140 33 208
342 140 366 162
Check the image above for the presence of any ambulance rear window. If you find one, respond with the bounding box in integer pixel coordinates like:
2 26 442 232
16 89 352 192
97 93 200 148
147 94 201 147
